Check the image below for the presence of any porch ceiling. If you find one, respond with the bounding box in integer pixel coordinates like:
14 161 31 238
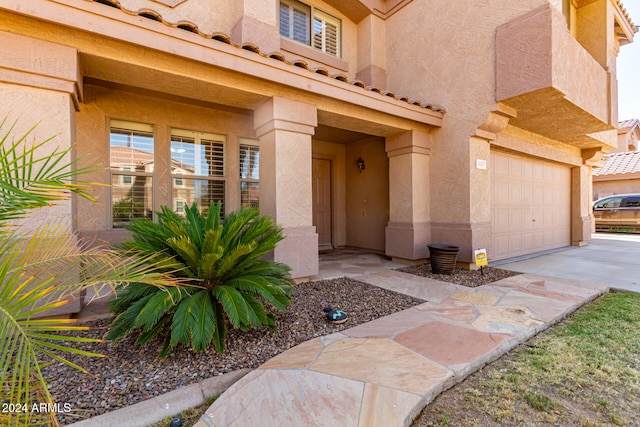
80 53 436 138
314 125 371 144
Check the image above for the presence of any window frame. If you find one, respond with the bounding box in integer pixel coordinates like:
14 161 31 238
121 166 133 185
170 128 227 216
279 0 341 58
594 196 624 209
239 138 260 209
623 196 640 208
109 119 155 229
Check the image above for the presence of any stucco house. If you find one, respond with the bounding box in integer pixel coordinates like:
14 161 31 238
593 119 640 200
0 0 636 281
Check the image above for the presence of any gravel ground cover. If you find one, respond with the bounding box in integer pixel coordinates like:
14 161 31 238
396 264 521 287
46 264 521 425
46 277 424 424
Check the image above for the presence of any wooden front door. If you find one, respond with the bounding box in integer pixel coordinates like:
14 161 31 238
312 158 332 248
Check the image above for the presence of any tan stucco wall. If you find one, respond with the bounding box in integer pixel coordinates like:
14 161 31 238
382 0 611 261
1 0 626 270
495 3 613 138
345 138 388 251
76 83 255 237
384 0 546 228
116 0 243 35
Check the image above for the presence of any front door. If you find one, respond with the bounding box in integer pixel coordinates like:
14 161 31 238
312 158 332 249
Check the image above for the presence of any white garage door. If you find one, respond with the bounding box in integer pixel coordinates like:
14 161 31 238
491 151 571 260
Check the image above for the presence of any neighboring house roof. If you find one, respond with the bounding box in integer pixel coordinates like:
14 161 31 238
619 118 640 130
110 146 153 166
111 146 195 172
593 151 640 176
91 0 445 113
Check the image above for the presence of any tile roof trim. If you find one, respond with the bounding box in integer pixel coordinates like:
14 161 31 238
88 0 446 114
617 0 638 33
592 151 640 176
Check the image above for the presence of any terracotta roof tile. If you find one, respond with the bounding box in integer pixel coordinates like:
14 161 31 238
593 151 640 176
89 0 446 113
617 0 638 32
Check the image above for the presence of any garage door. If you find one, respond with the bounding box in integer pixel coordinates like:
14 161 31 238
491 151 571 260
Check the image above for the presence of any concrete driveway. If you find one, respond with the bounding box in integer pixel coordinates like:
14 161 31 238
494 233 640 294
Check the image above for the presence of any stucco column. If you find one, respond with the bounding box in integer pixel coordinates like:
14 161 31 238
385 130 432 261
0 31 80 232
254 97 318 279
571 165 593 246
232 0 280 53
356 15 387 88
0 30 82 316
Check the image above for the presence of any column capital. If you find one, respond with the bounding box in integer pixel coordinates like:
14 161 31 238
385 129 431 157
0 31 81 110
254 97 317 137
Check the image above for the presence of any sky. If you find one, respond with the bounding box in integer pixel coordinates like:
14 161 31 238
618 1 640 121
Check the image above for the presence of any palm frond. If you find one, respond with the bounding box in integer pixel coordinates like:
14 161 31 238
212 285 249 329
0 119 99 225
135 286 184 331
166 235 201 274
225 276 292 311
189 291 216 352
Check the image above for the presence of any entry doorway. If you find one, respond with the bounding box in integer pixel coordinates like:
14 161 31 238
312 158 332 249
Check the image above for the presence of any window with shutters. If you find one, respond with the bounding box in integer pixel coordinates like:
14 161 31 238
239 139 259 209
110 120 155 228
280 0 341 57
170 129 226 217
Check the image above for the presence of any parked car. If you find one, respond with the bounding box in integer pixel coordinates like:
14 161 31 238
593 193 640 232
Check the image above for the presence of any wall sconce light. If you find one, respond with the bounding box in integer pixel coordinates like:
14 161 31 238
357 157 365 173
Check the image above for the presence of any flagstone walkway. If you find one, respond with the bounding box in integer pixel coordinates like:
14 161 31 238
197 270 608 427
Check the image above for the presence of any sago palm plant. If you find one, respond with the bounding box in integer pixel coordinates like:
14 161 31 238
0 119 182 427
107 201 294 357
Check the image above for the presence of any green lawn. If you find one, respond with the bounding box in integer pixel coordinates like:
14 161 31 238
414 292 640 426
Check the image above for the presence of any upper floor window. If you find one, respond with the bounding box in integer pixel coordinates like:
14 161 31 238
280 0 341 57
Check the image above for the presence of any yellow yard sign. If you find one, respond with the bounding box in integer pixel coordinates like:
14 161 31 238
474 249 488 267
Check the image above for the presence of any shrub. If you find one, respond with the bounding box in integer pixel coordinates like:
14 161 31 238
106 202 294 357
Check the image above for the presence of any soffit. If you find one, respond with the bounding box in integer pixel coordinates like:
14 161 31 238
323 0 413 22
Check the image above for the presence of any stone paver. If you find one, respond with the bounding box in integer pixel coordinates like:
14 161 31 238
201 272 609 427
